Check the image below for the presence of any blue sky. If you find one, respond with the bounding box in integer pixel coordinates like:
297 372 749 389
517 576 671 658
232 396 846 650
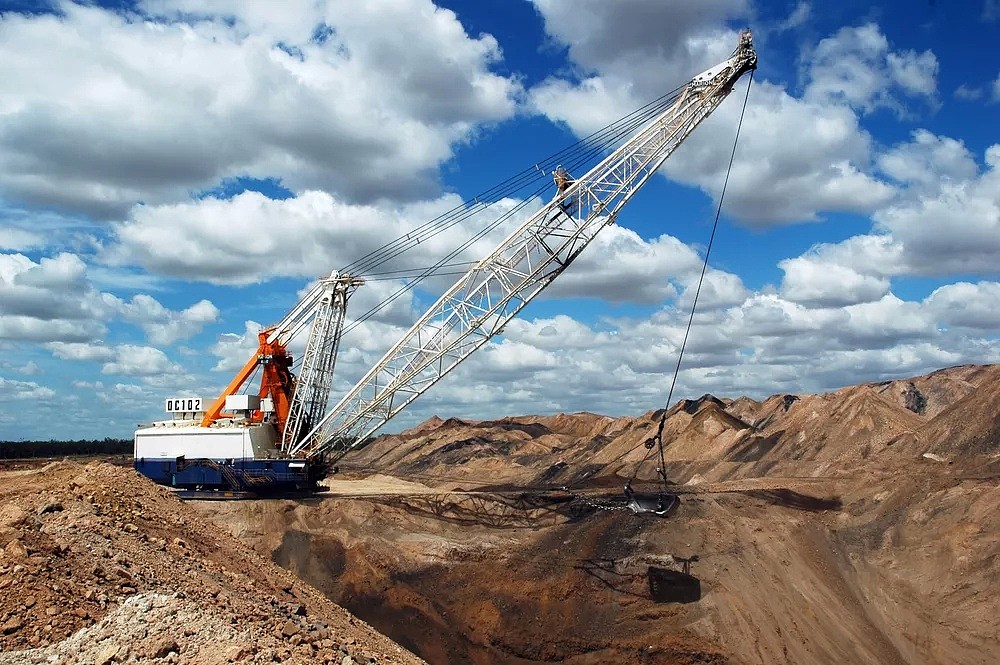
1 0 998 440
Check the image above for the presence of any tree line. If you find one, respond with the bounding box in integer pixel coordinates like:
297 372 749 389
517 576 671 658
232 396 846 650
0 438 131 459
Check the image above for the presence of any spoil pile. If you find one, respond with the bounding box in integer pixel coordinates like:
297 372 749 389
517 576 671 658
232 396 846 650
209 364 998 664
0 462 422 665
348 364 1000 488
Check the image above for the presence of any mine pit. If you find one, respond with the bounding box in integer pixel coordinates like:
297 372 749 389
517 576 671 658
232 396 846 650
191 422 999 665
194 485 739 665
3 366 998 664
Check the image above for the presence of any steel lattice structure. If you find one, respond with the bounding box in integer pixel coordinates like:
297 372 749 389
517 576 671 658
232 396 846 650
290 32 758 461
281 273 364 450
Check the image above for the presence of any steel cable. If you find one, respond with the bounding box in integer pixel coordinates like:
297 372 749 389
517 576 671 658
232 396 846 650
628 70 756 491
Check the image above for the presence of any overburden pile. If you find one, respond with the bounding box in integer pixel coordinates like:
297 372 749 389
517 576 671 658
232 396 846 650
0 462 422 665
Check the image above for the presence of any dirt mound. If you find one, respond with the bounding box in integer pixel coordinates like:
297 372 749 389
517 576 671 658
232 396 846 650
245 364 998 664
866 364 993 418
198 463 999 665
0 461 421 665
877 364 1000 463
347 365 999 489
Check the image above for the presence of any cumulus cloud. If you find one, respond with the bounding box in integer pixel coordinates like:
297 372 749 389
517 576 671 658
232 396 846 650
105 191 529 286
804 23 939 114
664 81 894 224
926 282 1000 330
1 251 224 348
14 361 40 376
531 0 748 89
874 143 1000 275
548 227 698 303
0 376 55 401
385 281 997 425
209 320 264 372
0 1 520 217
877 129 978 192
101 344 180 377
526 7 905 226
106 187 725 309
47 342 116 363
766 133 1000 283
780 256 890 307
119 295 219 345
0 252 111 342
676 268 750 311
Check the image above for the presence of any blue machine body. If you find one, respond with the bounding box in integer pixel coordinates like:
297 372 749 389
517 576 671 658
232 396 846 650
134 457 321 494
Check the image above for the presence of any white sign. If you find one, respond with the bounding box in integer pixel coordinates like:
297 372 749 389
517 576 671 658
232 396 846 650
165 397 204 413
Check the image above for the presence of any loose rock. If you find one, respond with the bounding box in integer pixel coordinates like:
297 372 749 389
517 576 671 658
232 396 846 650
150 636 179 658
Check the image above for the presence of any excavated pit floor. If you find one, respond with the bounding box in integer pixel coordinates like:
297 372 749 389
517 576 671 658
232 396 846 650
192 470 999 665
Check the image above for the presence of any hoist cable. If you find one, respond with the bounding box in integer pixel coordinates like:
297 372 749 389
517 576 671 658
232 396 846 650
343 86 683 275
345 99 675 279
341 86 686 277
630 70 755 492
341 91 688 332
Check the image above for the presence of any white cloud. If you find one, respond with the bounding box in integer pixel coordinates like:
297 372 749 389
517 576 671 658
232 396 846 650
101 344 179 377
47 342 116 363
666 82 895 225
954 84 983 101
838 295 933 346
676 268 750 311
886 50 939 99
478 340 557 377
0 228 44 251
381 282 998 425
780 256 890 307
119 294 219 345
530 0 748 90
802 234 905 278
0 252 111 342
0 1 520 217
209 320 264 372
0 376 55 401
106 188 720 310
776 2 811 32
926 282 1000 330
769 134 1000 282
877 129 978 191
804 23 939 114
504 315 614 351
1 251 224 348
15 361 40 376
106 191 512 286
548 227 697 303
527 0 746 140
874 143 1000 275
526 11 904 226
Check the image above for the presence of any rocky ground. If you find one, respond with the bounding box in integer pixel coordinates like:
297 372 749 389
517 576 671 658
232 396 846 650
0 462 422 665
195 364 999 665
3 364 997 664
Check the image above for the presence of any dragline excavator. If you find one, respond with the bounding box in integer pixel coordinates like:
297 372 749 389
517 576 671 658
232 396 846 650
133 32 757 496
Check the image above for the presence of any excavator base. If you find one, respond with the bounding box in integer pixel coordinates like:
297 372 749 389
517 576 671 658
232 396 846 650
134 457 324 497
